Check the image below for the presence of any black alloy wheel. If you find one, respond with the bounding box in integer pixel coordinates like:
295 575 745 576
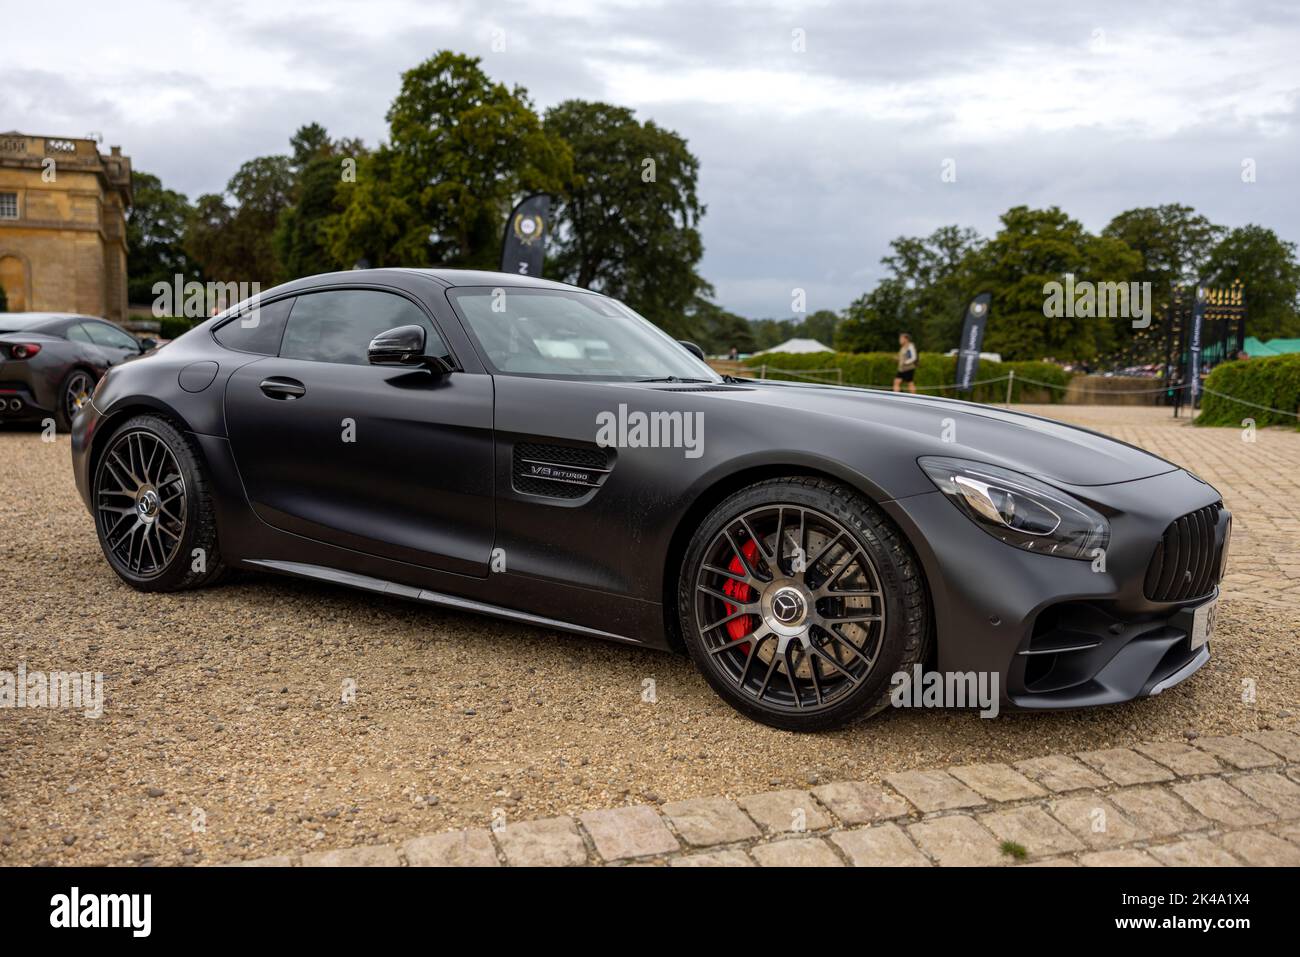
680 477 929 731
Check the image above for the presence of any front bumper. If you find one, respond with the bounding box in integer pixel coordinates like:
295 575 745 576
884 466 1228 710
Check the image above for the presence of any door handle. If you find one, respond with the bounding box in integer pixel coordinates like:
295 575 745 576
259 377 306 400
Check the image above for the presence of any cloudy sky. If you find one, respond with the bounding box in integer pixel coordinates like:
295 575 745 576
4 0 1298 318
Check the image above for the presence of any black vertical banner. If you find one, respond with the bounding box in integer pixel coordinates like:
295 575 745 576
1189 282 1207 405
956 292 992 392
501 194 551 277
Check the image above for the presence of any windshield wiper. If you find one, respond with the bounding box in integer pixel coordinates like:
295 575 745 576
635 376 715 383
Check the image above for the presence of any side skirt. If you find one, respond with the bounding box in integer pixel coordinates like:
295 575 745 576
243 558 644 646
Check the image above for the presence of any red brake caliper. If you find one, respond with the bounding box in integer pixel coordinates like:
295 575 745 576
722 538 760 653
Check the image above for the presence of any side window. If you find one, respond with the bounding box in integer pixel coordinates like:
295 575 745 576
213 298 293 355
66 323 93 344
85 322 140 350
279 289 448 366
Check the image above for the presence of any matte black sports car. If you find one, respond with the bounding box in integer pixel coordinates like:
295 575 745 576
0 312 153 431
71 269 1230 730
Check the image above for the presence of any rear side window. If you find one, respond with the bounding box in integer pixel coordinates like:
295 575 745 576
85 322 140 350
67 323 93 343
213 298 293 355
279 289 447 365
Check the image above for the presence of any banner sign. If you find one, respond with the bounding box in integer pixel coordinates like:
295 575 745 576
501 194 551 277
1189 282 1207 404
956 293 992 391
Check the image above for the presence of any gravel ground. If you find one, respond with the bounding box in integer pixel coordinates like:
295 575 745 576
1 407 1297 866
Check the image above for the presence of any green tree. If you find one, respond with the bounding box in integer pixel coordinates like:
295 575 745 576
543 99 706 337
330 52 571 270
275 124 365 279
1203 225 1300 340
836 278 908 352
183 193 237 282
970 206 1142 361
687 297 756 355
749 318 799 351
881 225 983 349
184 155 294 285
801 309 840 347
1102 205 1224 364
289 122 332 169
1103 204 1223 291
835 226 981 353
125 171 197 303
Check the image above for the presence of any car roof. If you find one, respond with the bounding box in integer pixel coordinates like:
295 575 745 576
0 312 103 327
265 268 584 297
401 269 579 291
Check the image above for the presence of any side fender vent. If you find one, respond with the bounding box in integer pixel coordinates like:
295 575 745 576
512 442 613 499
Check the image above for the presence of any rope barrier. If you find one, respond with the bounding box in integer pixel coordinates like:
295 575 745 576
1010 374 1190 396
752 367 1298 419
1199 386 1300 419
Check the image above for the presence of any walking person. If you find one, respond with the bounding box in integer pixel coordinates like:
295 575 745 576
894 332 918 393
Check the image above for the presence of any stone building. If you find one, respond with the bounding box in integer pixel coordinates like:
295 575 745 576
0 132 132 322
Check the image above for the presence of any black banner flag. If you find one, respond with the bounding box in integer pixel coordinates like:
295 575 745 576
1188 282 1207 405
501 194 551 277
956 292 992 391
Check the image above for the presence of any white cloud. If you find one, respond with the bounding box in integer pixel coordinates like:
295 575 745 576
3 0 1297 319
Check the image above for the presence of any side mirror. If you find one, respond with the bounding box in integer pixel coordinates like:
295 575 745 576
139 337 158 352
678 340 706 361
368 324 453 374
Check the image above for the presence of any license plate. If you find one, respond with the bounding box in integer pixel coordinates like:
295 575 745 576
1191 598 1218 649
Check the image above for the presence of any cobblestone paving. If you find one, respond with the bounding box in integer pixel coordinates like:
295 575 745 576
234 728 1300 866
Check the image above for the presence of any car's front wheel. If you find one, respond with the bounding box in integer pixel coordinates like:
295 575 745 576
678 476 929 731
92 414 226 591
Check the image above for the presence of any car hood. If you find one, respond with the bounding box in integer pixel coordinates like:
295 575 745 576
723 381 1179 488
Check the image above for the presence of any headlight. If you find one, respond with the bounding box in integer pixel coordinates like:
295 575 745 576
919 457 1109 560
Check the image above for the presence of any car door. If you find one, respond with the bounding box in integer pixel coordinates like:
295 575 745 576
222 286 495 578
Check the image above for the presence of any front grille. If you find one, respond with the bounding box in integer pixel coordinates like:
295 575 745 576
1144 503 1223 602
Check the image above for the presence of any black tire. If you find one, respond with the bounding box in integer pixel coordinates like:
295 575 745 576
678 476 928 732
91 413 227 592
55 368 96 433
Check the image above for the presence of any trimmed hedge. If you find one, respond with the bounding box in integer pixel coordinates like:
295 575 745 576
1197 353 1300 429
743 352 1075 404
159 316 199 340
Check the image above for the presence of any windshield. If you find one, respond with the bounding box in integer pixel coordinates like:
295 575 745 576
447 287 720 382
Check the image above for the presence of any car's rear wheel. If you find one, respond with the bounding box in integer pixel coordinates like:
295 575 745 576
92 414 226 591
55 368 94 433
678 476 928 731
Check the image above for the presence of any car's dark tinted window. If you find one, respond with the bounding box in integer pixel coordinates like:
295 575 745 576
279 289 447 366
85 321 139 350
213 298 293 355
66 323 93 343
